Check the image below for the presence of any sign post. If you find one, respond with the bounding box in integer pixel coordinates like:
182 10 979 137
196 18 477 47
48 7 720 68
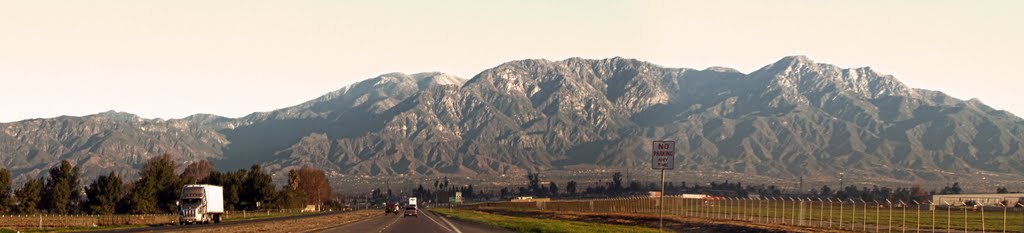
652 141 675 233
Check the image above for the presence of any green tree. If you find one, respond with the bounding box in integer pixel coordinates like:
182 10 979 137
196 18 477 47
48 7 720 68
566 181 577 196
15 178 43 214
0 168 12 212
180 160 215 184
127 153 181 214
205 170 247 210
275 170 307 209
940 182 962 195
610 172 624 193
819 185 833 197
244 165 276 209
997 187 1009 194
85 172 124 214
41 160 82 214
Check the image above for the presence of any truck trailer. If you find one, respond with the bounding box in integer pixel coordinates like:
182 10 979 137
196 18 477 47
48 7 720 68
178 184 225 225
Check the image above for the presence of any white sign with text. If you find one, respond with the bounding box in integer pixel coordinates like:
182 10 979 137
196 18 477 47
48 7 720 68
652 141 675 170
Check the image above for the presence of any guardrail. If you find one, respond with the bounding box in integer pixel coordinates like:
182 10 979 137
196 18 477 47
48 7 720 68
469 196 1024 233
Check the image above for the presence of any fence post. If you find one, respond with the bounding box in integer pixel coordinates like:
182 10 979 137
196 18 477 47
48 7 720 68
763 197 768 223
828 198 834 229
963 201 968 233
981 203 986 233
816 198 822 227
901 200 906 233
856 198 863 232
930 201 935 233
888 199 893 233
724 196 733 220
745 197 751 222
1018 203 1024 233
945 201 952 233
839 199 845 229
782 197 788 225
913 200 921 233
751 197 757 222
762 197 767 223
1000 203 1006 233
876 201 882 233
775 197 781 224
700 197 705 219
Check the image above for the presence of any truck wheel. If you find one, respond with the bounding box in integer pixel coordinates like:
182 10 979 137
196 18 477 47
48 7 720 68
214 214 222 223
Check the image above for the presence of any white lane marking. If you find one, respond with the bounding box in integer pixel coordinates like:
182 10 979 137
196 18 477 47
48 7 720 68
378 215 401 233
422 210 454 232
429 210 463 233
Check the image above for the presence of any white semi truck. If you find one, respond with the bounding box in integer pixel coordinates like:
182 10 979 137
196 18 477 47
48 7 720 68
178 184 225 225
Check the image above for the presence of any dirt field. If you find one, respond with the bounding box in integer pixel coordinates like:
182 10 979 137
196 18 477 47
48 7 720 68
0 214 177 230
163 210 378 233
472 207 853 233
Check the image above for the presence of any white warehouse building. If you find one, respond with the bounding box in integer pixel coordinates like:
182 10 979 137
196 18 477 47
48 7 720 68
932 193 1024 206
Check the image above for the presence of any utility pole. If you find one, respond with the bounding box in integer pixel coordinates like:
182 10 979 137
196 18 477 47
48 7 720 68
627 163 631 185
839 172 845 189
799 176 804 194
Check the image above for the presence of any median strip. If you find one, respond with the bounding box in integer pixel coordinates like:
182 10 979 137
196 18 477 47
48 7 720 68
431 209 660 233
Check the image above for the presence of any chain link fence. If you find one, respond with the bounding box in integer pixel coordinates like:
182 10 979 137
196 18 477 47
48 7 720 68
473 196 1024 232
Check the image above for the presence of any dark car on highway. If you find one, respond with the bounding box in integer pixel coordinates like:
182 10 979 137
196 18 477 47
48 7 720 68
385 203 400 215
403 205 417 217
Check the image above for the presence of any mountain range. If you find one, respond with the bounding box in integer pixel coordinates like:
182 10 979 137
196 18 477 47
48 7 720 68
3 56 1023 187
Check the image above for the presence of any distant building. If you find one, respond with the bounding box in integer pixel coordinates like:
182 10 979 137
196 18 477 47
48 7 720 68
302 204 319 212
510 196 551 202
932 193 1024 206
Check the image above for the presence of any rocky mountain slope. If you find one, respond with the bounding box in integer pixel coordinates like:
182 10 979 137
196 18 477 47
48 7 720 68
3 56 1023 185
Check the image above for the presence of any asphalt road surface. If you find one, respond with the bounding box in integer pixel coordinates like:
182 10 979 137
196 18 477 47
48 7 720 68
317 209 511 233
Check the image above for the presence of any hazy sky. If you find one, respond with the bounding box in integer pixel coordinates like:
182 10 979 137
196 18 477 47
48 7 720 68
1 1 1021 123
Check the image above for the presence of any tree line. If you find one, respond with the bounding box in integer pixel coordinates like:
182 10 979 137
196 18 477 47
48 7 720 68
411 176 493 204
482 172 1017 205
0 153 334 215
493 172 763 200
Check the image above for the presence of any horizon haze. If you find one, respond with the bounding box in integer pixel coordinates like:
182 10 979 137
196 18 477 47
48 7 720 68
2 0 1022 123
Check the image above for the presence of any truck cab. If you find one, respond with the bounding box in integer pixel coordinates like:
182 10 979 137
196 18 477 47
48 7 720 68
178 184 225 225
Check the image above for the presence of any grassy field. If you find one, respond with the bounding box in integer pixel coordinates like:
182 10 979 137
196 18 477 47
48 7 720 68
432 208 661 233
222 210 313 222
0 209 318 232
5 225 150 233
481 198 1024 232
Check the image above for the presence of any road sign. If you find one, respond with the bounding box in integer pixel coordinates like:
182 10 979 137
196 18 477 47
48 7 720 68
652 141 675 170
651 140 675 232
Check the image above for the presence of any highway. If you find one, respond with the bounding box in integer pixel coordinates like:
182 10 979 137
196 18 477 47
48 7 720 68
316 208 510 233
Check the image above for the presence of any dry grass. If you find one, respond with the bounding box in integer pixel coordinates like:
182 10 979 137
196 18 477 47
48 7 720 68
176 210 378 233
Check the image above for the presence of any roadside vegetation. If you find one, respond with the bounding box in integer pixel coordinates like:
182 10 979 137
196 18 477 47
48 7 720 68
0 154 341 231
1 155 337 216
433 208 661 233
